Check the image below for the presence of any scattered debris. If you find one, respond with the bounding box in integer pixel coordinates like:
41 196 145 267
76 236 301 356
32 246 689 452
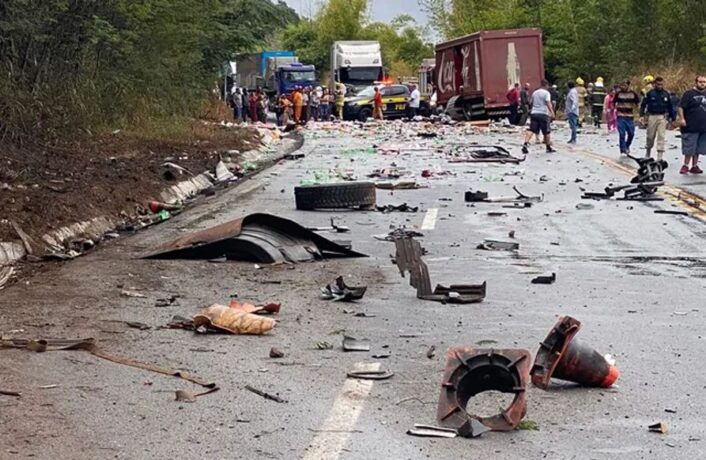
148 200 182 214
649 422 668 434
284 152 306 160
269 348 285 359
583 156 667 200
244 385 287 403
193 304 276 335
654 210 689 216
144 213 366 263
125 321 151 330
0 389 21 397
531 273 556 285
120 290 146 298
374 228 424 242
155 295 179 307
464 190 489 202
475 339 498 346
395 237 486 304
407 424 458 438
437 347 530 435
446 145 525 164
516 420 540 431
375 180 423 190
342 335 370 352
575 203 594 210
1 337 217 389
376 203 419 213
315 341 333 350
426 345 436 359
307 218 350 233
477 239 519 251
531 316 619 389
346 369 394 380
321 276 367 302
174 388 219 402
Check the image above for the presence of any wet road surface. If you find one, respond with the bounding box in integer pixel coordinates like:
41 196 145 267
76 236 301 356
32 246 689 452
2 120 705 459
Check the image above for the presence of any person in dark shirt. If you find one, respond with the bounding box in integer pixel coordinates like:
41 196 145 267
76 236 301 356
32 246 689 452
639 76 675 160
506 83 520 125
677 75 706 174
590 78 607 128
612 80 641 155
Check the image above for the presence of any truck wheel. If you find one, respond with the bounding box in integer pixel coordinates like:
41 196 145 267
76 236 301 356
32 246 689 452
295 182 377 210
358 107 373 121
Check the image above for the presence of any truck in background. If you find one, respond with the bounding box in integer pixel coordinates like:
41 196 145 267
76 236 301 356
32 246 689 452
331 41 384 95
434 28 544 120
235 51 316 97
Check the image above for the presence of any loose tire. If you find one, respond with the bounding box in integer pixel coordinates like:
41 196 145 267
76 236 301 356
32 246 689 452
295 182 377 210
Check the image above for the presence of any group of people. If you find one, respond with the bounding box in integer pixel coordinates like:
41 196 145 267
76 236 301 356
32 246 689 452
514 74 706 174
275 86 336 125
229 87 269 124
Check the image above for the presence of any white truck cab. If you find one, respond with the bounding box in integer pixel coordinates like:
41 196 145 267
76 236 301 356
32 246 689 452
331 41 384 94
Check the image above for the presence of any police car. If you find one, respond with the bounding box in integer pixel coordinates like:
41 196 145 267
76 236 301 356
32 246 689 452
342 84 430 121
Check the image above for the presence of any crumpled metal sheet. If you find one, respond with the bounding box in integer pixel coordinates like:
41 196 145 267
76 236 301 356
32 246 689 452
142 213 367 263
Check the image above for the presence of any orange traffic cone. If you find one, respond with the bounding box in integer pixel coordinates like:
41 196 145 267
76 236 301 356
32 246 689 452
531 316 619 389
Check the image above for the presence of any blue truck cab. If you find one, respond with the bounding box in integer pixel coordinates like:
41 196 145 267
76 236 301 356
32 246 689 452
274 63 317 96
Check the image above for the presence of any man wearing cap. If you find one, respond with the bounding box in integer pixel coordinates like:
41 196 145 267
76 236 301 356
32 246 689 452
613 80 641 155
590 78 607 128
639 76 675 160
676 75 706 174
576 78 588 126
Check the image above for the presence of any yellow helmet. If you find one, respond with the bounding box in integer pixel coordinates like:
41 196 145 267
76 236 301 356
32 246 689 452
596 77 604 83
576 77 585 85
643 75 655 83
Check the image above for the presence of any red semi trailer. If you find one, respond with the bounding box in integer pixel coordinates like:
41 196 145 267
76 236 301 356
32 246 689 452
435 28 545 120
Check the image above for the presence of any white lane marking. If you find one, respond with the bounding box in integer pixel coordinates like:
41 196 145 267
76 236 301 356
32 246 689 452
303 363 380 460
421 208 439 230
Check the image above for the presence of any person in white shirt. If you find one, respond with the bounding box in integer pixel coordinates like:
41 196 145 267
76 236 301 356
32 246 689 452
408 84 421 120
521 79 557 153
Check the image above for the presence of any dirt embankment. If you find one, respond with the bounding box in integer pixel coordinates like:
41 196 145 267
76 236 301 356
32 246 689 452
0 122 262 243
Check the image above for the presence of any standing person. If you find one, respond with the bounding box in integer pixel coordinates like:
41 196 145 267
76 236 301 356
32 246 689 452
408 84 421 120
521 79 557 154
248 91 259 122
590 77 607 128
257 91 268 123
506 83 520 125
639 76 675 160
642 75 655 96
292 87 303 124
335 82 346 120
613 80 641 155
576 78 588 126
302 87 311 123
676 75 706 174
242 89 250 121
604 87 618 132
311 86 321 122
549 84 559 112
519 83 531 125
320 88 330 120
373 86 384 120
279 94 292 125
566 81 579 144
232 88 243 122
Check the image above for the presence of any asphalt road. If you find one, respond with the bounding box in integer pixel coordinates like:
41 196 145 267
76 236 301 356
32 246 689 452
2 119 706 460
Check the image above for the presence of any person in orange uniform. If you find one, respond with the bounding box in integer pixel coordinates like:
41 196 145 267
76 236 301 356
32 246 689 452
292 87 303 124
373 86 384 120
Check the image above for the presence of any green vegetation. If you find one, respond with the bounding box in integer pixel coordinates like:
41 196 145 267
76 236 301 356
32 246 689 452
0 0 298 144
420 0 706 85
281 0 434 81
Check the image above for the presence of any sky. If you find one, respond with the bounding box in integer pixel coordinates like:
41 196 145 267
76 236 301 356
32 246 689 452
282 0 430 26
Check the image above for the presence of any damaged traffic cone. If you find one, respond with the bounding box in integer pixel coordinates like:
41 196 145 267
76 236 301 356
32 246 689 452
531 316 619 389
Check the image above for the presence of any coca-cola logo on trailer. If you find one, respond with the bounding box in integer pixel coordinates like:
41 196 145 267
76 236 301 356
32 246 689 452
438 52 455 94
